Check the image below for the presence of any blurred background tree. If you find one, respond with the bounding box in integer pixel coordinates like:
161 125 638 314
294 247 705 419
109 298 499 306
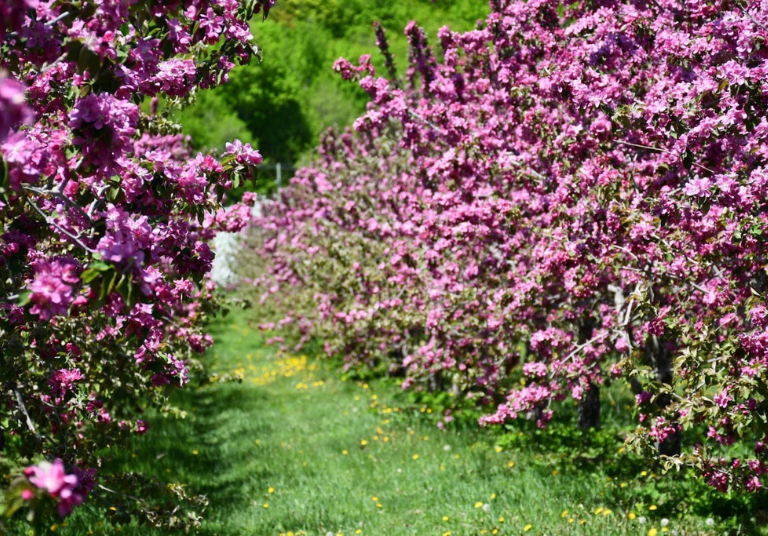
176 0 488 173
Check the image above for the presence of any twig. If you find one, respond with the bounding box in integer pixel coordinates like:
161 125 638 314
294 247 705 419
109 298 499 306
611 244 639 260
87 184 111 218
563 331 610 363
407 109 440 131
23 186 92 225
14 389 42 441
25 195 94 252
97 484 145 504
739 5 768 32
45 11 72 26
615 140 717 174
40 52 69 74
497 151 547 182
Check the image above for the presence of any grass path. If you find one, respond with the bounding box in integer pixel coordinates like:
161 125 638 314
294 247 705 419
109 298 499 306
61 309 733 535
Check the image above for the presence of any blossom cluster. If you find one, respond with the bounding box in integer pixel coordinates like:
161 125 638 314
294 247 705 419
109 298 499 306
24 459 93 518
245 1 768 493
0 0 271 528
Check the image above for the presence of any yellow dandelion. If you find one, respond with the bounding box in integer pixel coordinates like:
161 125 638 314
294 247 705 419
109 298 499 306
603 510 612 516
491 493 496 500
620 482 627 488
495 446 503 453
384 437 389 442
552 469 559 476
649 505 658 511
376 503 382 508
443 532 451 536
443 516 449 521
455 454 460 459
412 454 419 460
640 471 648 476
361 440 368 446
373 436 379 441
499 516 505 523
524 524 532 532
508 461 515 468
475 502 484 508
569 518 574 523
263 504 269 509
355 530 362 534
595 507 603 515
372 496 378 502
561 510 568 518
648 529 658 536
628 512 636 520
342 450 348 455
268 487 275 493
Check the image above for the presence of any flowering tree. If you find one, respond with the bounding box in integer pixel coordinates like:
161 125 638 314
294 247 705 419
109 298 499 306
245 0 768 494
0 0 270 530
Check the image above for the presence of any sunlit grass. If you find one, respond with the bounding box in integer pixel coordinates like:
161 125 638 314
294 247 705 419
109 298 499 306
57 308 764 535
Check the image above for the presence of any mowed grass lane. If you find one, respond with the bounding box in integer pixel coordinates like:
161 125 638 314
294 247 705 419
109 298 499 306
59 309 731 535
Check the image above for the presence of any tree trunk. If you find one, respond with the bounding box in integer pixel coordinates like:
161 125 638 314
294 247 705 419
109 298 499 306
645 335 681 456
577 318 601 430
578 383 601 430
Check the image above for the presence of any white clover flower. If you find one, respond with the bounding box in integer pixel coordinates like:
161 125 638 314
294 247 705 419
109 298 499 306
482 503 491 513
444 445 451 451
638 516 647 524
705 518 715 527
661 518 669 527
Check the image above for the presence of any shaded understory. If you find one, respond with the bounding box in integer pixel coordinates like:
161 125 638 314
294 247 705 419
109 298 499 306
54 309 763 535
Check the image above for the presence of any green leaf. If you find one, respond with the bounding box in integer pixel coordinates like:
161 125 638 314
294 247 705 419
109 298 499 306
16 290 32 306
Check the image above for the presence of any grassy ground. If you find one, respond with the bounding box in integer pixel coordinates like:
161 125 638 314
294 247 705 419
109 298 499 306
54 308 760 535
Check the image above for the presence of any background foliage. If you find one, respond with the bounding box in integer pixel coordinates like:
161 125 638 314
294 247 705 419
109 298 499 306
176 0 489 164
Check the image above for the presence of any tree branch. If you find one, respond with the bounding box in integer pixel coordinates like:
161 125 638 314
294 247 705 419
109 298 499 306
25 194 94 253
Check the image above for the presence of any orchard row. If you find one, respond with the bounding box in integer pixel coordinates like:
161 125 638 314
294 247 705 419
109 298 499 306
0 0 271 530
246 0 768 496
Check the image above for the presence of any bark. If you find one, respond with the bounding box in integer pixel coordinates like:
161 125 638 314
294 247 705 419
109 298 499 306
645 335 681 456
577 318 601 430
578 383 601 430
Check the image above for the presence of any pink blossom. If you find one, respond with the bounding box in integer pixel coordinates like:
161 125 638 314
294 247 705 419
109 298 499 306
28 258 80 320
